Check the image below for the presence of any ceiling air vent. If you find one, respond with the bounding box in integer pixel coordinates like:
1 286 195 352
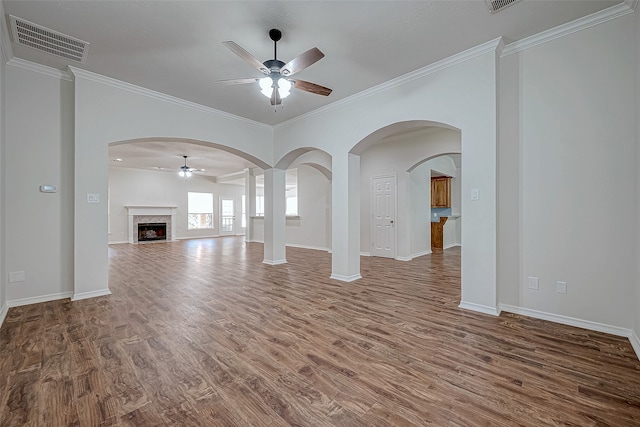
9 15 89 63
485 0 521 14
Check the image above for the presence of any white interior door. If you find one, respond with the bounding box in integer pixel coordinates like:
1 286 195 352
371 175 396 258
220 198 235 235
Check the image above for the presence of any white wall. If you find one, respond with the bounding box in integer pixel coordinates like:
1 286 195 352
497 47 521 308
285 165 331 250
0 38 6 319
108 167 245 242
634 9 640 349
509 13 636 328
360 129 461 259
5 65 72 303
408 162 431 257
251 164 331 251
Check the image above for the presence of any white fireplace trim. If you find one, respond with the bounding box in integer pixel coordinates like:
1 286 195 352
126 206 178 243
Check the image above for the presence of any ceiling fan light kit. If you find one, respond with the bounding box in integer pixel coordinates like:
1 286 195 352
218 28 332 108
178 155 193 179
259 75 291 99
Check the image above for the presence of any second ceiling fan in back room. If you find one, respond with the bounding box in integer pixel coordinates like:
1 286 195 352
216 29 332 106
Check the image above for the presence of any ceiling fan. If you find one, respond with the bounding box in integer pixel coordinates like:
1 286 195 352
216 29 332 106
178 155 195 178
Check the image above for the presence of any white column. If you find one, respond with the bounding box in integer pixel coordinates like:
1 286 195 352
244 168 257 242
330 153 361 281
396 171 412 261
263 168 287 265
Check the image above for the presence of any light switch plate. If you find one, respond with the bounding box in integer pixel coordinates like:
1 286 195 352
471 188 480 201
527 276 539 290
87 193 100 203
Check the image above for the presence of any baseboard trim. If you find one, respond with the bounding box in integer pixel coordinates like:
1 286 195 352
459 301 500 316
285 243 330 252
9 291 74 307
71 289 112 301
629 330 640 361
263 259 287 266
443 243 461 249
391 250 437 261
0 301 8 328
360 252 371 257
176 235 218 240
108 240 128 245
411 249 432 258
330 273 362 282
499 304 632 337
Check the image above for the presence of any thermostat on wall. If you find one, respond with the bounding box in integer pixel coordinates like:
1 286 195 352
39 185 58 193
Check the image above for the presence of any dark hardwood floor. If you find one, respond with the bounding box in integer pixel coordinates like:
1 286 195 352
1 237 639 426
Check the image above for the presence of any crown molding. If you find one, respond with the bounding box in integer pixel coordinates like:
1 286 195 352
7 57 73 81
501 1 636 56
276 37 504 130
494 37 506 58
68 66 271 130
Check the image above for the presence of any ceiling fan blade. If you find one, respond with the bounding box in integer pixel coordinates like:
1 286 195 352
213 78 259 85
270 88 282 106
291 79 332 96
222 41 269 75
280 47 325 76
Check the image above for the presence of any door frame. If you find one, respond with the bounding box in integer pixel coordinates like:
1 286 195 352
370 174 397 259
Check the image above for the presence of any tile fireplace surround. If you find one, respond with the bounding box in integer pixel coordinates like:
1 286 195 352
125 206 177 243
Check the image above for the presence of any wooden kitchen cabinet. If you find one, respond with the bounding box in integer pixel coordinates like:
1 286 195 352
431 217 448 250
431 177 451 208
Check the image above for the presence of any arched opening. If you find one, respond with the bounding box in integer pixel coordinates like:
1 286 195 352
350 121 461 261
324 120 466 305
254 148 333 260
107 137 268 245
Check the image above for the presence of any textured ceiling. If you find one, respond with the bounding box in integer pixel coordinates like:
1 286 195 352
2 0 624 178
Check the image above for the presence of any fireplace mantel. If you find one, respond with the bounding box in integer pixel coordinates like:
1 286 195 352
126 206 177 243
125 205 177 216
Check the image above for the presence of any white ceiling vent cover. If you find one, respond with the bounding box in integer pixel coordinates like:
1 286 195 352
9 15 89 63
485 0 521 14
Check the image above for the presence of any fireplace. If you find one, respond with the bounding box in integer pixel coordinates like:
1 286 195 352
126 206 177 244
138 223 167 242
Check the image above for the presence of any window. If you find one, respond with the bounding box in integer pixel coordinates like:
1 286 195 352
285 169 298 216
286 197 298 216
188 192 214 229
256 195 264 216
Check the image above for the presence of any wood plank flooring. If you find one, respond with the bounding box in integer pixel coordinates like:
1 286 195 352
1 236 640 426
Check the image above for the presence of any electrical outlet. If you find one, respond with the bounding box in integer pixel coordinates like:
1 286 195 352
527 276 539 290
556 281 567 294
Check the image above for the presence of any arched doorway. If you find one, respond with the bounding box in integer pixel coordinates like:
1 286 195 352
107 138 267 245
